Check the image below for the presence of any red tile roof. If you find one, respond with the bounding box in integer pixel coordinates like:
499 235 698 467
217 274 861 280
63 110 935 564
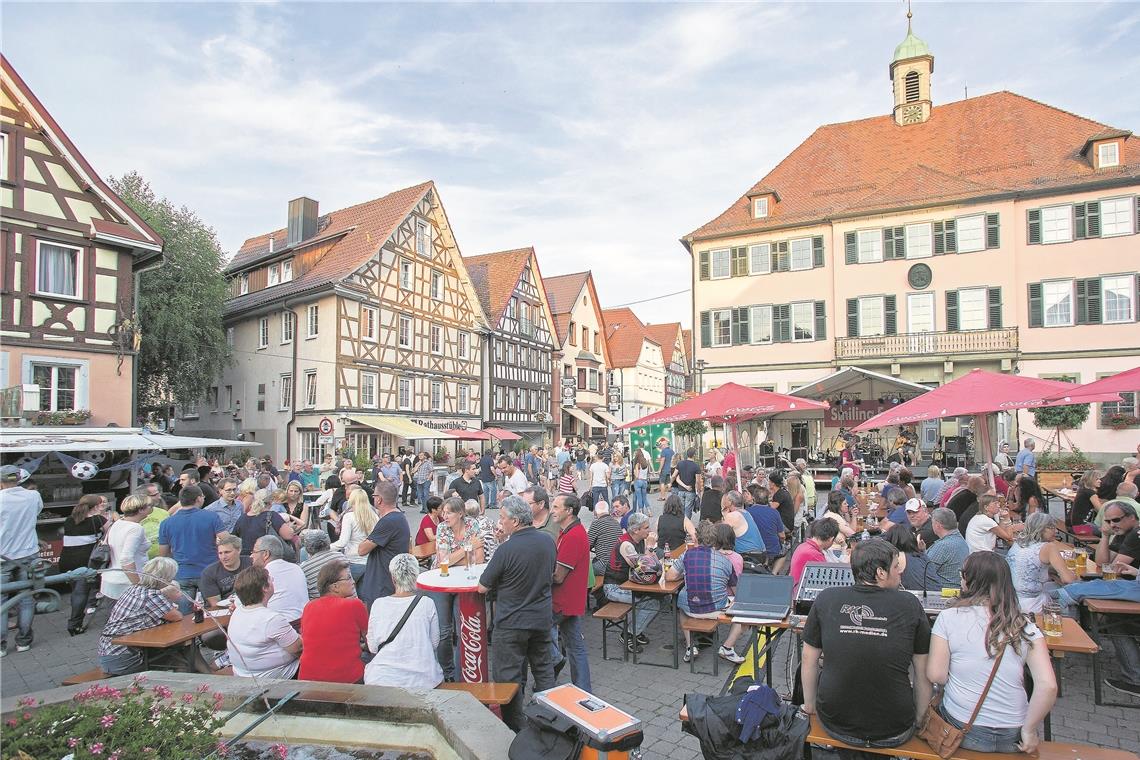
463 247 537 326
542 272 590 345
684 91 1138 244
682 329 693 359
223 181 433 316
644 323 683 365
602 307 658 369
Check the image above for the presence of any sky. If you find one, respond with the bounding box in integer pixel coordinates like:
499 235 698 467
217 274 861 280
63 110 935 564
4 1 1139 328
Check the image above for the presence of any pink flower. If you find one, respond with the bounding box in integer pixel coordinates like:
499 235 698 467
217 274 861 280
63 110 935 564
110 752 122 760
90 743 105 755
181 692 195 703
68 738 80 748
5 720 17 729
22 712 31 720
272 743 288 759
197 683 210 692
216 741 231 756
143 748 156 755
100 714 117 728
17 697 37 707
152 685 173 700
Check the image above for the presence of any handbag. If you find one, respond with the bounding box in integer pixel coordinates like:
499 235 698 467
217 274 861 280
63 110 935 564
264 511 297 563
87 517 111 570
374 594 424 652
918 643 1006 758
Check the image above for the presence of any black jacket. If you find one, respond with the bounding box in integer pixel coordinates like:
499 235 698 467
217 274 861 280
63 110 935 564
682 688 809 760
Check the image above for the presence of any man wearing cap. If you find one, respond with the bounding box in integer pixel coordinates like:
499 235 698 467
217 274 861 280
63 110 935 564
1 465 44 655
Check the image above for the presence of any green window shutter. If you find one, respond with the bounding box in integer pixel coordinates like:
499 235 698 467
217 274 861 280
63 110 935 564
884 295 898 335
814 301 826 340
1076 278 1102 324
1027 283 1043 328
933 221 946 255
699 251 710 281
846 298 859 337
946 290 959 332
944 219 956 253
845 231 857 264
731 247 748 277
1075 203 1088 239
985 213 1000 249
776 242 790 272
1087 201 1101 238
731 307 750 344
883 227 906 259
987 287 1002 328
700 311 711 347
1027 209 1042 245
774 304 791 342
812 236 824 268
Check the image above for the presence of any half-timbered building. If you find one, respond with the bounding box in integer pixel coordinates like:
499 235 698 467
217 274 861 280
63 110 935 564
178 182 488 461
464 248 556 446
0 56 163 427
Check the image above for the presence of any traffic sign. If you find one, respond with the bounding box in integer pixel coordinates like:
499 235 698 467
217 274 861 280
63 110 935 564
318 417 334 435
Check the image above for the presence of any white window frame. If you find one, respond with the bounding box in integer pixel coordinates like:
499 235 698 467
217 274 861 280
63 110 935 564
711 308 732 347
1041 204 1073 244
1101 275 1135 324
1098 142 1120 168
710 248 731 279
430 271 443 300
753 197 769 219
281 260 292 282
857 229 882 263
281 311 294 344
1042 280 1074 328
398 314 413 348
298 431 320 463
750 304 773 345
956 214 985 253
0 133 7 181
398 377 412 410
35 240 83 299
431 380 443 412
458 383 471 415
789 237 813 271
306 304 319 339
791 301 815 342
226 327 235 347
1100 196 1134 237
430 324 443 355
904 222 932 259
268 264 280 287
303 370 317 408
258 317 269 349
279 374 293 411
399 258 413 290
858 296 885 337
22 354 89 412
506 298 517 320
416 219 431 257
458 331 469 359
361 371 378 408
29 363 79 412
361 306 378 342
240 274 249 295
749 243 771 275
958 287 988 331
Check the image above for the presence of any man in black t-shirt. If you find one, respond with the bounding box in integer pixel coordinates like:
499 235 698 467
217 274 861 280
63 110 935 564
199 535 251 606
802 539 932 759
768 471 795 532
1097 501 1140 569
671 447 703 519
449 461 485 510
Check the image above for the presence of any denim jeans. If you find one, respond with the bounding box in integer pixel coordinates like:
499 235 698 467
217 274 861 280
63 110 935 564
416 481 431 508
428 590 459 680
348 561 367 581
612 480 629 500
603 583 659 635
674 488 698 518
175 577 200 614
491 626 555 732
100 648 146 676
821 721 915 760
68 574 99 631
1 556 37 650
481 481 497 509
1054 579 1140 683
937 704 1021 752
553 612 592 692
632 479 649 512
592 486 610 506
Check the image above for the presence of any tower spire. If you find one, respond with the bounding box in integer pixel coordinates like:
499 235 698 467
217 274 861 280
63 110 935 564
906 0 913 33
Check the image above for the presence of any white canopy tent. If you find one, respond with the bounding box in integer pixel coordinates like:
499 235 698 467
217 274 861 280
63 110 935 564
0 427 258 454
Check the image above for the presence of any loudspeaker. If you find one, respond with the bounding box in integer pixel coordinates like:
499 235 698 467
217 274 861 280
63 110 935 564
944 437 965 455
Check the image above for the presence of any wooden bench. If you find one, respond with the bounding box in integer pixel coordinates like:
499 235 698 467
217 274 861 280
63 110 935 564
62 665 233 686
680 615 721 676
593 602 631 661
437 681 519 706
676 709 1139 760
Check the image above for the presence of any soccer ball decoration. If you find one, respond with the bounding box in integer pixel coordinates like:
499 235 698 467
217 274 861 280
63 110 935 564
82 451 107 465
70 460 99 480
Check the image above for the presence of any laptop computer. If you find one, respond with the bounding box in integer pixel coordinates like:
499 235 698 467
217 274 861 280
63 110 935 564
728 575 794 620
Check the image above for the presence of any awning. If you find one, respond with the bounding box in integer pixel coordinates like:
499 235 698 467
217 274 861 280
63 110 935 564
440 428 492 441
482 426 522 441
0 427 260 453
592 408 623 427
350 415 454 440
564 406 606 428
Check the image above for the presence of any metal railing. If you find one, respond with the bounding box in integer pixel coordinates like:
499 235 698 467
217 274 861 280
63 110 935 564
835 327 1018 360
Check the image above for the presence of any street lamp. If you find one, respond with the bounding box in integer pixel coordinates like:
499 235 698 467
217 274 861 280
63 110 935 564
695 359 707 395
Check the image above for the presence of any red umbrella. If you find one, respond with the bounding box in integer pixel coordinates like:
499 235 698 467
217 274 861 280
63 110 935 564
482 426 521 441
1042 366 1140 403
441 429 492 440
850 369 1120 432
620 382 827 428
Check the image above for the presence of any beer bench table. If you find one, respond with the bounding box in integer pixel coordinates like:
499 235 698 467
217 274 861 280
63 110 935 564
1084 598 1140 709
1033 613 1099 739
110 612 231 672
619 577 684 669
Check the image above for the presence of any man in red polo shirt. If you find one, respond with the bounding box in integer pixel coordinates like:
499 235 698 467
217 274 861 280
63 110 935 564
550 492 591 692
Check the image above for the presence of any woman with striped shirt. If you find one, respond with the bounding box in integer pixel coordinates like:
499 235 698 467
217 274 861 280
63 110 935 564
557 461 577 496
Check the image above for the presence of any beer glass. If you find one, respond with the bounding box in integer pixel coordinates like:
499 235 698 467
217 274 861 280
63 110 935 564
1042 602 1063 638
1102 563 1118 581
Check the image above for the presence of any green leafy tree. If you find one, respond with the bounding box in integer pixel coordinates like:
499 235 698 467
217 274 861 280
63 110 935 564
107 172 231 415
673 419 708 440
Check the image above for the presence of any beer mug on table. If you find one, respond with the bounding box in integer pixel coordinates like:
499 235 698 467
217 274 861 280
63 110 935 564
1102 563 1118 581
1042 602 1063 638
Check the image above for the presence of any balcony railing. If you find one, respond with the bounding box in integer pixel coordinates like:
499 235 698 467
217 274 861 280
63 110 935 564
835 327 1018 361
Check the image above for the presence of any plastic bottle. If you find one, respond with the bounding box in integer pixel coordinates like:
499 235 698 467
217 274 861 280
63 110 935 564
193 591 205 624
663 543 671 572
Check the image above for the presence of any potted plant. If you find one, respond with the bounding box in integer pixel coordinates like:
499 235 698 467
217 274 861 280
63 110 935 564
31 409 92 426
1107 412 1140 430
432 447 451 465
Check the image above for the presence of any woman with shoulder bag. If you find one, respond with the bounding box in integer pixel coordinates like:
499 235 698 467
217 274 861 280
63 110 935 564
233 495 295 559
62 495 110 635
925 551 1056 755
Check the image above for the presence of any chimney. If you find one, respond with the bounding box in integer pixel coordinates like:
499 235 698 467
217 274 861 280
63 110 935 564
287 197 319 247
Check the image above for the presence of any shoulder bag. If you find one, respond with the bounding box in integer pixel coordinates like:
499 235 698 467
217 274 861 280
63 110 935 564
374 593 425 652
918 643 1007 758
86 517 111 570
264 511 297 563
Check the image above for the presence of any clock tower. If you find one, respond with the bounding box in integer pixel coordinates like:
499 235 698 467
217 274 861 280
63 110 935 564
889 8 934 126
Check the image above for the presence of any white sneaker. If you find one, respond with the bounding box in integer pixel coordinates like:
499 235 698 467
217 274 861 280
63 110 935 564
718 645 745 664
683 646 699 663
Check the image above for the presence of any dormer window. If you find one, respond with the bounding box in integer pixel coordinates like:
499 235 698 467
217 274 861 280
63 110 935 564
240 273 249 295
1098 142 1120 169
268 264 280 287
281 260 293 282
754 197 769 219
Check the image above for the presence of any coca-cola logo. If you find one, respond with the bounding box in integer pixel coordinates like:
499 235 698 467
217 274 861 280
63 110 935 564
459 613 484 682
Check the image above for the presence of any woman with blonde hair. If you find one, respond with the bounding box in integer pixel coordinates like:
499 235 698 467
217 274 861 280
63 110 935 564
331 488 376 580
787 473 808 532
610 452 629 500
233 493 295 556
100 494 154 605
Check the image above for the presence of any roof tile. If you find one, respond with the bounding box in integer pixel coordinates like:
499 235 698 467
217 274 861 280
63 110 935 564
463 248 536 325
602 307 657 368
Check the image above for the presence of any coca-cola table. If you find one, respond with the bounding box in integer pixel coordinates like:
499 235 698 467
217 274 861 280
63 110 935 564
417 564 489 683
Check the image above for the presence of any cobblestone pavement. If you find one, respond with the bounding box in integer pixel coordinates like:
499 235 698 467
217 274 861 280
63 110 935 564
2 493 1136 757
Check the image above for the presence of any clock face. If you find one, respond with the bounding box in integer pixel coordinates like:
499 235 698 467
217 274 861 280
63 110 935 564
902 104 923 124
908 263 933 290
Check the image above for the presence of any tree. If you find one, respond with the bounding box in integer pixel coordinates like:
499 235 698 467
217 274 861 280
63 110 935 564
107 172 231 416
673 420 708 440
